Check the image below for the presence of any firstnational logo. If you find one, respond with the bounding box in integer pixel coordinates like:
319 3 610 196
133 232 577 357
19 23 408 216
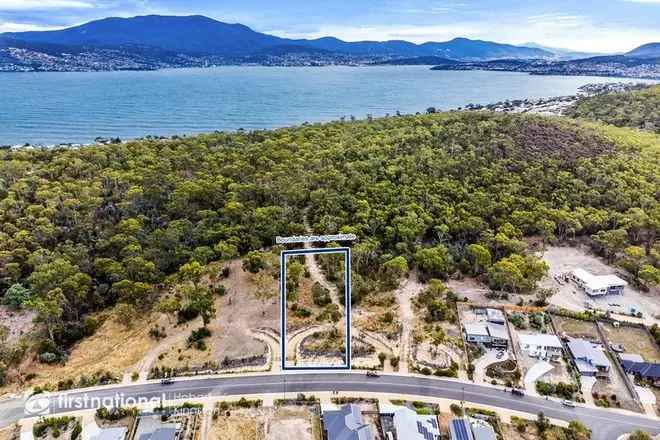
24 394 51 416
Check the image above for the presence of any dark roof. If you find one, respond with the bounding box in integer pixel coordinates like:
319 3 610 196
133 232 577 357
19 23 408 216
621 360 660 379
449 418 474 440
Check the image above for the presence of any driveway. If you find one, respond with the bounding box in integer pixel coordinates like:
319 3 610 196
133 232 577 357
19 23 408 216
473 349 510 384
524 361 554 396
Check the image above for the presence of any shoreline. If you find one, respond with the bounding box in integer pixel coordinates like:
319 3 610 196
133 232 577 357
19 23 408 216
2 81 654 150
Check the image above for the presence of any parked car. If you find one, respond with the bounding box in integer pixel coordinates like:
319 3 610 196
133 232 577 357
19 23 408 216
160 378 175 385
511 388 525 396
366 371 380 378
562 400 576 407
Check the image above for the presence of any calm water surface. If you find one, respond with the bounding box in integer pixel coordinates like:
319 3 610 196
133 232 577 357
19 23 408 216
0 66 651 145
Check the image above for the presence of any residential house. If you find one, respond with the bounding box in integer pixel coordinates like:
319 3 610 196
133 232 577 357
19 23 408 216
463 324 508 348
567 338 611 377
323 404 374 440
621 360 660 386
92 427 127 440
570 269 627 296
518 334 563 360
379 404 440 440
449 417 496 440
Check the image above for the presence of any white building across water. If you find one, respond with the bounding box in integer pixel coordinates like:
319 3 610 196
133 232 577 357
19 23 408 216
570 268 627 296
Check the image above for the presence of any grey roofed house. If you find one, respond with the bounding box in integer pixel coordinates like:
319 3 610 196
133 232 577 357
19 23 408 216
470 419 497 440
323 404 374 440
92 427 127 440
567 338 611 376
138 428 177 440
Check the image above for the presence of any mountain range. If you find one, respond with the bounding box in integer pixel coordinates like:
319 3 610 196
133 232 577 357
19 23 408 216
0 14 658 73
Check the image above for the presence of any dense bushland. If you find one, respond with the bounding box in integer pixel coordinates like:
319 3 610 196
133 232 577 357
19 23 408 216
0 111 658 367
566 85 660 133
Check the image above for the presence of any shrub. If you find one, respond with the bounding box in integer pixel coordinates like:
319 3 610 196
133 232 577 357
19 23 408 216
312 282 332 306
450 403 463 416
188 327 212 350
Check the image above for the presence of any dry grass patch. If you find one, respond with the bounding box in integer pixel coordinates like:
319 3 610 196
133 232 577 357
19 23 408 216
23 308 167 387
0 424 19 440
211 412 262 440
552 316 599 340
210 407 316 440
600 323 660 362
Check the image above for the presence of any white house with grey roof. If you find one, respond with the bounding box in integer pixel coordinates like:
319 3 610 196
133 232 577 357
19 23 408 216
463 323 508 348
567 337 611 377
571 269 627 296
323 404 374 440
518 334 563 360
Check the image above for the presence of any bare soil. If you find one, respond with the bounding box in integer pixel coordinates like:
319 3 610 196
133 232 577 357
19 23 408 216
155 259 279 371
0 306 35 345
210 406 316 440
600 323 660 362
541 246 660 325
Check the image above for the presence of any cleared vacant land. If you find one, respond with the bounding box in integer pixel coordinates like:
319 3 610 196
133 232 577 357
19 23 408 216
541 246 660 323
552 315 599 340
601 323 660 362
210 406 316 440
155 259 278 372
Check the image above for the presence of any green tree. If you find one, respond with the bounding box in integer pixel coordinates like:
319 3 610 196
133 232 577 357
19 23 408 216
466 244 492 275
382 256 409 287
2 283 30 309
242 251 264 274
415 245 453 279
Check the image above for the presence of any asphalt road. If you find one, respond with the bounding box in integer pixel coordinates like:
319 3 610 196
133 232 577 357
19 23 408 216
2 373 659 439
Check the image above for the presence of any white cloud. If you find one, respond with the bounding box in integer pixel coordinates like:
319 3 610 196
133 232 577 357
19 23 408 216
0 0 95 11
275 13 660 53
0 21 61 32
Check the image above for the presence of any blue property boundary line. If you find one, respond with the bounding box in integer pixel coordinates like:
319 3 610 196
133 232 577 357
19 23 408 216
280 247 352 371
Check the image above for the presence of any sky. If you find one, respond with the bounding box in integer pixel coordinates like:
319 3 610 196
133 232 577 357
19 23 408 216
0 0 659 53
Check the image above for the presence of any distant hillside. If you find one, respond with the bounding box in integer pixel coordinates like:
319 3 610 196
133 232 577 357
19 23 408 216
374 56 460 66
2 15 284 57
0 14 555 72
520 42 599 60
565 85 660 133
627 43 660 59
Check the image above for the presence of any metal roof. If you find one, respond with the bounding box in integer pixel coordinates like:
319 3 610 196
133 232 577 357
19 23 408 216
323 404 374 440
572 269 627 290
567 338 610 369
464 324 489 337
518 333 562 349
449 418 474 440
486 324 508 340
621 360 660 379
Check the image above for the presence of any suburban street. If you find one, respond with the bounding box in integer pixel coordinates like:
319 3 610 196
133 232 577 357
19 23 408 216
1 373 659 439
